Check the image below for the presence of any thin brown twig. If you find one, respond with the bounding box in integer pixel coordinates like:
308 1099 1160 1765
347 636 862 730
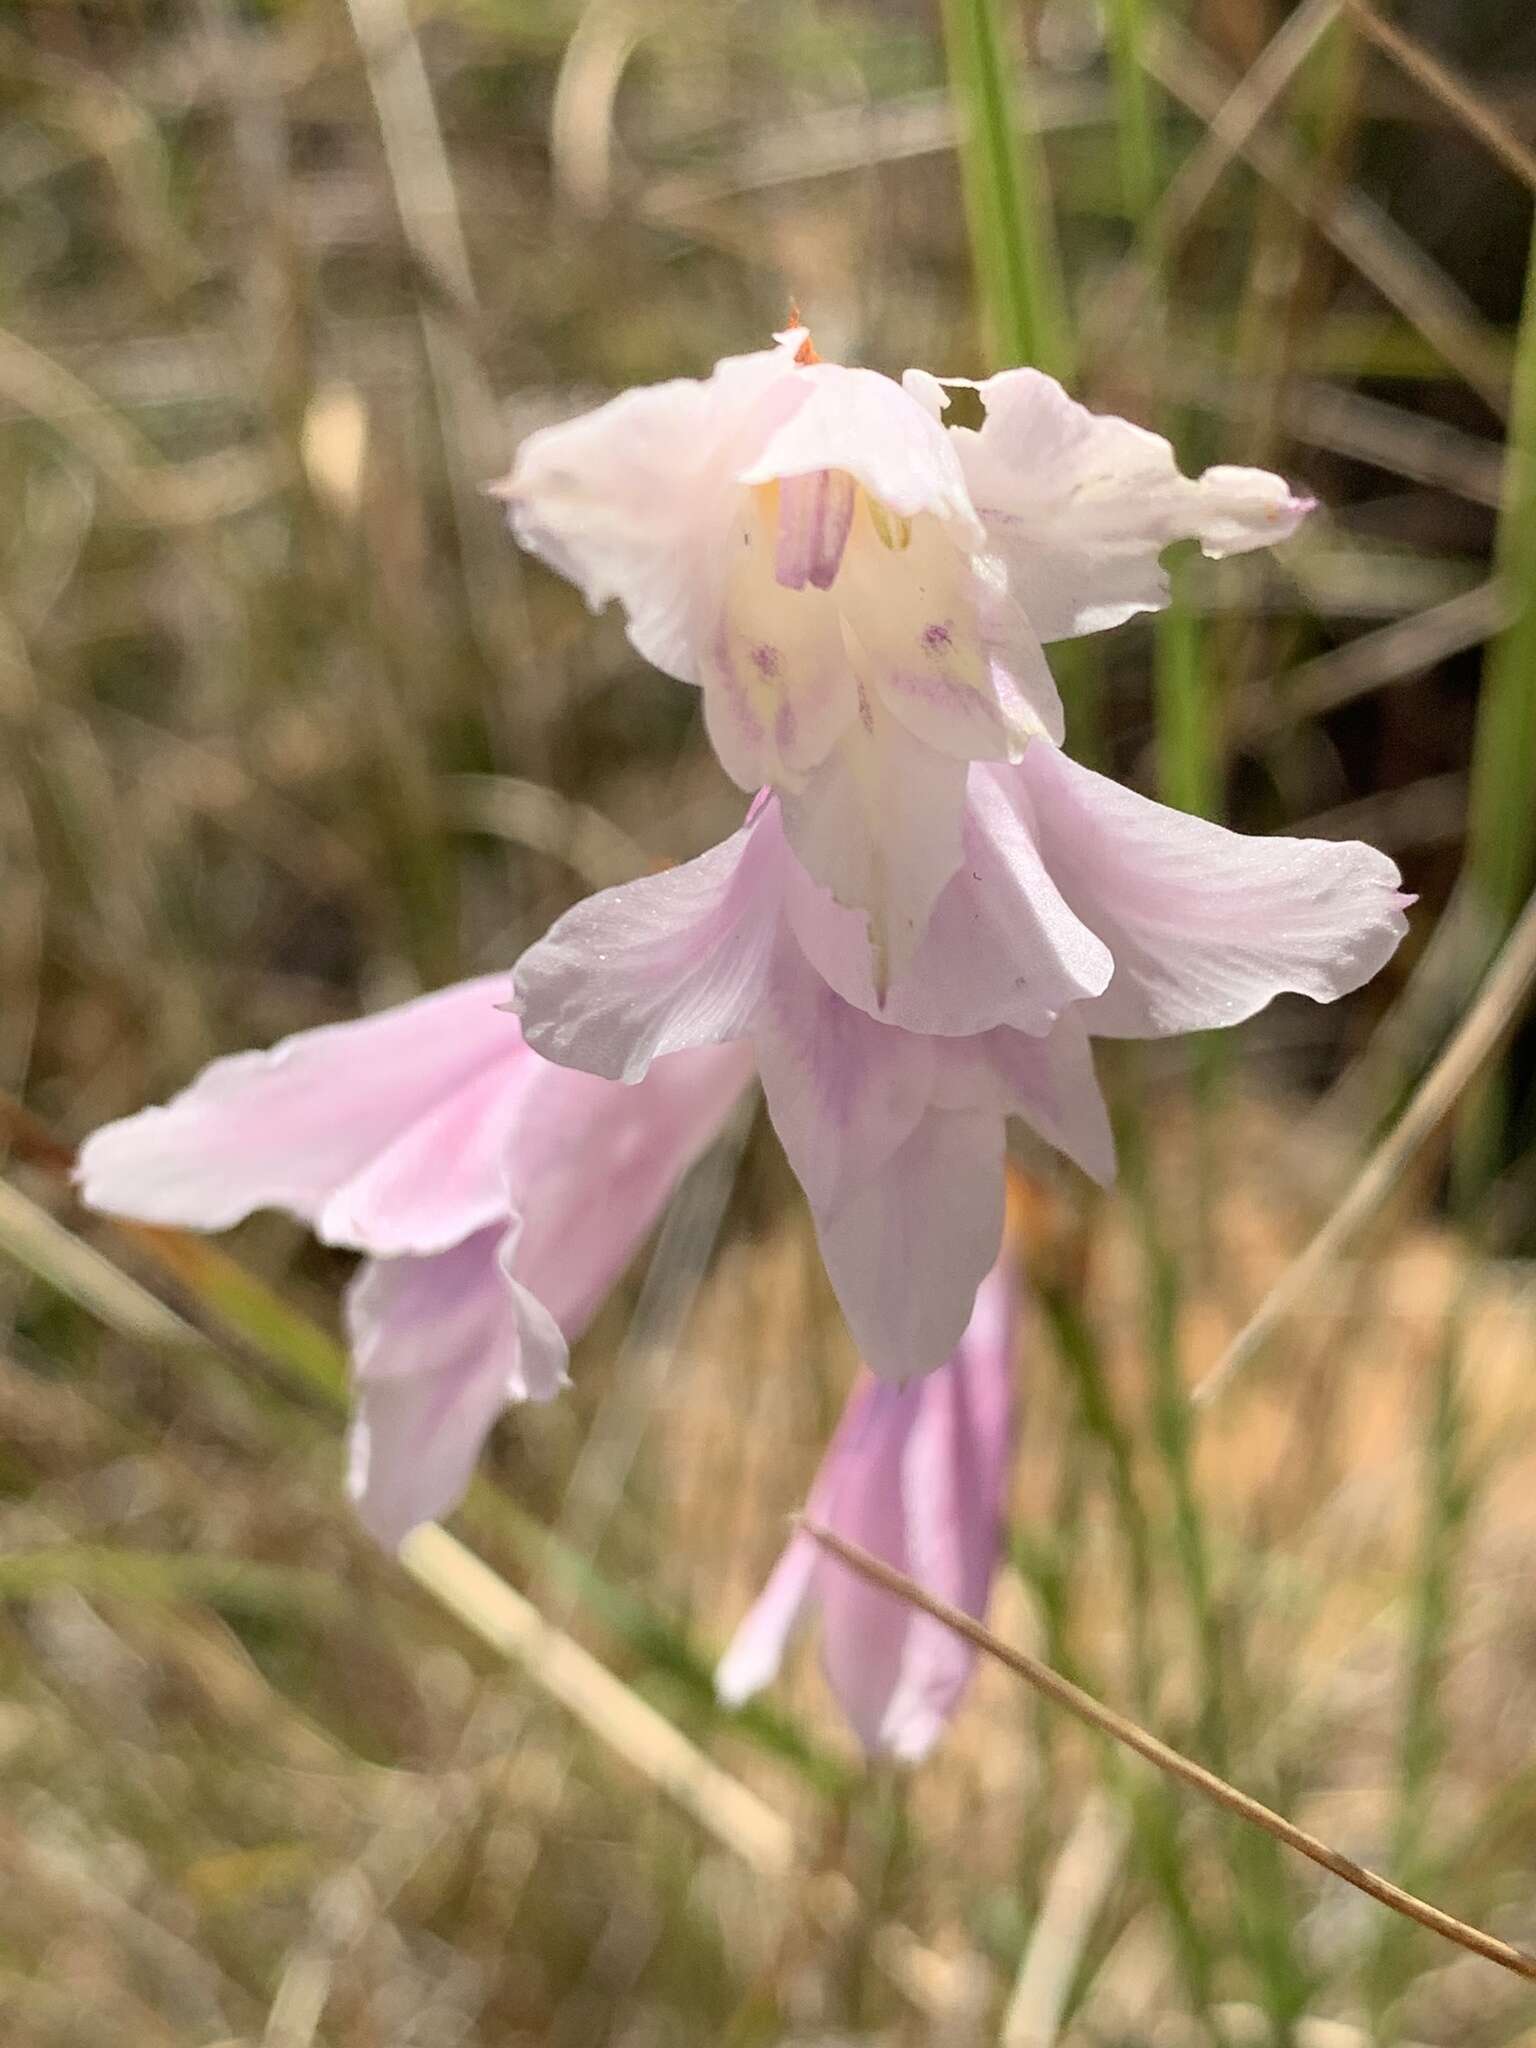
1143 19 1512 415
1194 883 1536 1405
1149 0 1340 258
1342 0 1536 192
801 1519 1536 1985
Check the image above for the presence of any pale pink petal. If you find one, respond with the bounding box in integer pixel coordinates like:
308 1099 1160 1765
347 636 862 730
510 816 779 1082
508 1042 755 1332
741 363 982 539
497 344 801 684
714 1530 820 1706
1018 747 1410 1037
345 1226 568 1547
753 926 934 1213
780 696 969 986
815 1106 1005 1379
76 975 527 1255
977 575 1067 744
715 1368 880 1708
876 1262 1017 1758
779 774 1112 1037
725 1260 1019 1757
939 368 1312 643
972 1012 1117 1186
816 1382 924 1751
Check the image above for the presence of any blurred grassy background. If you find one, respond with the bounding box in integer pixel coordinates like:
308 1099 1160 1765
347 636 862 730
3 0 1536 2041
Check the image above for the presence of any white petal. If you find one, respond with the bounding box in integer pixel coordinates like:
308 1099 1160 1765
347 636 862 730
498 344 797 683
740 363 983 540
510 813 779 1083
815 1107 1006 1379
950 368 1312 643
838 501 1024 762
1020 745 1410 1037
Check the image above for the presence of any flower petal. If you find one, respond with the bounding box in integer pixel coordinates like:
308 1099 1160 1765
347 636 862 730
815 1380 927 1752
714 1528 820 1707
76 975 527 1255
741 364 982 540
701 487 858 790
497 344 800 684
510 814 779 1083
839 504 1023 763
1018 747 1410 1037
972 1011 1117 1186
946 368 1312 643
780 772 1112 1037
815 1106 1005 1379
780 693 969 987
876 1263 1017 1759
507 1042 755 1333
754 926 934 1213
345 1227 568 1547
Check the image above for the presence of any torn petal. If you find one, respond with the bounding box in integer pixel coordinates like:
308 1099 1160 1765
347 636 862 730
950 368 1311 643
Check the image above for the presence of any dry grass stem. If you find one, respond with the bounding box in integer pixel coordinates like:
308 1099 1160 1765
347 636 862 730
398 1524 797 1879
1145 19 1513 414
1342 0 1536 192
1000 1791 1129 2047
1195 883 1536 1404
802 1520 1536 1986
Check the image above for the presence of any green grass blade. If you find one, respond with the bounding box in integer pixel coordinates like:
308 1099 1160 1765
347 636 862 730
1104 0 1159 223
1464 209 1536 942
939 0 1071 376
1456 209 1536 1193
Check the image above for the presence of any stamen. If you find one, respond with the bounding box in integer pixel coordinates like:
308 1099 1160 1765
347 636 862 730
867 499 912 551
774 470 856 591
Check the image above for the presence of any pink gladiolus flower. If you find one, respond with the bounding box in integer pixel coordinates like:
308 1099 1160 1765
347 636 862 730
511 756 1408 1376
76 977 753 1544
499 329 1311 973
717 1256 1018 1762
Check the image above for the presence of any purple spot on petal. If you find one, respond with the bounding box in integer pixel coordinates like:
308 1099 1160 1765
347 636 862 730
751 643 782 680
922 621 954 655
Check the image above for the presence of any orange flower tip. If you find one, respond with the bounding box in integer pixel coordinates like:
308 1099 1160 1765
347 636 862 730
780 299 820 363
